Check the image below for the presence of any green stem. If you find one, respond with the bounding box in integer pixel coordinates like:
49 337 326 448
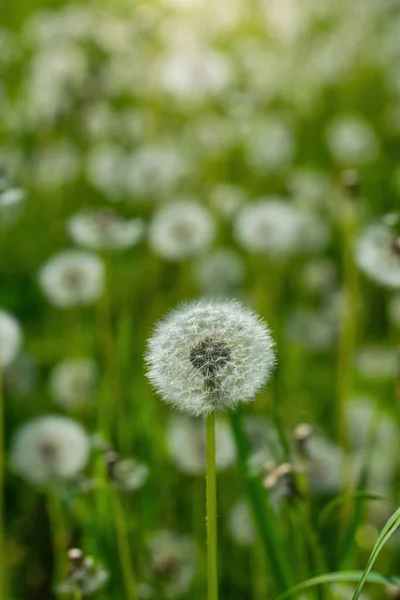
111 490 138 600
72 585 82 600
206 412 218 600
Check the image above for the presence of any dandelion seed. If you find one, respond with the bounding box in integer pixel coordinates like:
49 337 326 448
166 416 236 475
146 299 275 417
0 309 22 368
49 358 97 408
38 250 105 307
148 201 215 261
67 208 144 251
11 415 90 485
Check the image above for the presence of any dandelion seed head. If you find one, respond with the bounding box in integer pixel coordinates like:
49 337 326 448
50 358 97 408
67 208 144 250
148 201 215 261
355 222 400 288
38 250 105 307
148 530 197 598
0 309 22 368
146 299 275 417
11 415 90 485
326 115 379 165
234 199 329 258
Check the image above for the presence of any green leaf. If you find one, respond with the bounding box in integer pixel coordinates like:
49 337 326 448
275 571 400 600
351 504 400 599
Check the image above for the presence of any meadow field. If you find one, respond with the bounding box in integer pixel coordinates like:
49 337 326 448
3 0 400 598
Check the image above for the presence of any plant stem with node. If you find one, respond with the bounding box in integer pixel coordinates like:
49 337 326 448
206 411 218 600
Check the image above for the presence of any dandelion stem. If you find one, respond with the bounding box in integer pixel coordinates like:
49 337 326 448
111 490 138 600
206 411 218 600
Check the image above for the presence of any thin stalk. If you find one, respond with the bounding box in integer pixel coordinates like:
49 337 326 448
111 490 138 600
72 585 82 600
206 412 218 600
47 490 68 587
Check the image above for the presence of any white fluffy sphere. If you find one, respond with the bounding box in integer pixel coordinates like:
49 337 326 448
11 415 90 485
146 299 275 417
0 309 22 368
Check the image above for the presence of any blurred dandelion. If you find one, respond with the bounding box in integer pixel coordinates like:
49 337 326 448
326 115 379 165
0 187 25 227
148 201 215 262
194 249 245 296
50 358 97 408
227 499 256 546
355 220 400 288
147 530 197 598
0 309 22 368
38 250 105 307
67 208 144 251
11 415 90 485
58 548 109 596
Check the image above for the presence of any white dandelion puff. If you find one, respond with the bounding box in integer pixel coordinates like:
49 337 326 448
166 416 236 475
0 309 22 368
194 248 245 296
11 415 90 485
234 199 329 259
49 358 98 408
355 222 400 288
244 119 295 173
355 346 398 380
208 184 246 220
148 201 215 261
147 530 197 598
326 115 379 165
146 299 275 417
38 250 105 307
67 208 144 251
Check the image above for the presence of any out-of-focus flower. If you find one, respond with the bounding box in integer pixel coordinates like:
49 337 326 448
86 143 126 198
103 448 149 492
194 248 245 295
209 184 246 219
67 208 144 250
147 530 197 598
146 299 275 417
50 358 98 408
11 415 90 485
227 499 255 546
326 115 379 165
301 259 337 295
159 43 232 104
58 549 109 596
0 187 26 227
166 416 235 475
244 119 295 173
124 144 189 199
285 307 338 351
33 141 79 190
38 250 105 307
0 309 22 368
355 346 398 380
3 354 36 397
234 199 329 258
355 221 400 288
148 201 215 261
288 168 331 211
